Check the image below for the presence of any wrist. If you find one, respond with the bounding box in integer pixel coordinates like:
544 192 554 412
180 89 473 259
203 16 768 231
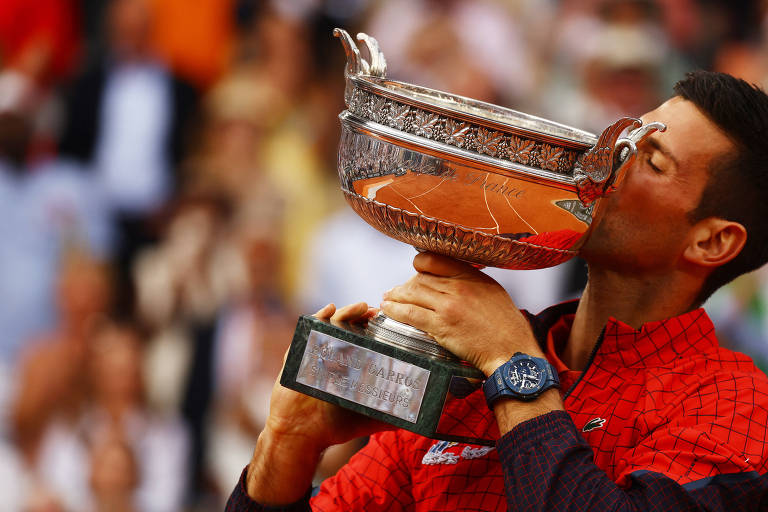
480 356 510 377
246 426 325 505
479 332 545 377
493 388 564 435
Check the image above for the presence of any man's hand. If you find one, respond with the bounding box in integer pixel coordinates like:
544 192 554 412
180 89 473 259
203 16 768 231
264 302 389 448
381 252 564 435
246 302 390 505
380 252 543 376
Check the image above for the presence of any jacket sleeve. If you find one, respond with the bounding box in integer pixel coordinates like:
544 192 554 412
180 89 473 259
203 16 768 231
225 468 311 512
499 411 768 512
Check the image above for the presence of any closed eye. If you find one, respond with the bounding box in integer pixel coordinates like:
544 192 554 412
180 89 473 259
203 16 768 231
645 154 663 173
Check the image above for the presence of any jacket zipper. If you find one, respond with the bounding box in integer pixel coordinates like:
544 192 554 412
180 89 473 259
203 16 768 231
563 326 606 399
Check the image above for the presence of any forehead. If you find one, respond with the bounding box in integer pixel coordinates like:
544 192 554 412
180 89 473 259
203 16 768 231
640 97 735 169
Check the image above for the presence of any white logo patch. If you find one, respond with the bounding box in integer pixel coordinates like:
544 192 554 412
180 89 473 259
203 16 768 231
422 441 495 465
461 446 495 459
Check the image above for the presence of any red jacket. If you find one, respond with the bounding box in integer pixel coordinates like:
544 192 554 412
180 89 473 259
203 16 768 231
307 302 768 511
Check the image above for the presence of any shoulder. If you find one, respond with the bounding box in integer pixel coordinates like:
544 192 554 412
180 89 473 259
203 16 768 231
646 345 768 410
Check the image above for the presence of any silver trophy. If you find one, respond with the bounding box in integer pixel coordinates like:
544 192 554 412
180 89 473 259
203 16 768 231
281 29 664 445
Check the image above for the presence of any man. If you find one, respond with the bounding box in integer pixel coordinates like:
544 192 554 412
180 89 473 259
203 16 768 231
227 71 768 510
58 0 198 315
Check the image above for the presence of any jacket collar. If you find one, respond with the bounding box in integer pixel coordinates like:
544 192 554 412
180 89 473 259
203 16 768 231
530 301 719 369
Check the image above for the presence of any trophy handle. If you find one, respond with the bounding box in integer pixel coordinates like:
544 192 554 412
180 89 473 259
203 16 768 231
356 33 387 77
574 118 666 205
333 28 387 78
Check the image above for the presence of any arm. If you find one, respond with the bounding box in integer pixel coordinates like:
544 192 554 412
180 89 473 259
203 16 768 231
226 303 391 510
227 429 413 512
499 410 768 512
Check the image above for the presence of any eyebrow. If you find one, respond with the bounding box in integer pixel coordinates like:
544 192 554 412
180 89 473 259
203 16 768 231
644 135 678 166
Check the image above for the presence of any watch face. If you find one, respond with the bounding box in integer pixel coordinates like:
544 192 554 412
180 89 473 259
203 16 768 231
506 358 544 395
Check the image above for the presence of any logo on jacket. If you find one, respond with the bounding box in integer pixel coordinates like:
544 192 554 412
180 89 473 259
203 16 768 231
582 417 606 432
421 441 495 465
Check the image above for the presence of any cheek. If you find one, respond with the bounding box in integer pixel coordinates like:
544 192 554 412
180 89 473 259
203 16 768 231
613 169 687 221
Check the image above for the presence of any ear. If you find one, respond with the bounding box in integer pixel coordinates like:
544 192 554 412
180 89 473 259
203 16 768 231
683 218 747 268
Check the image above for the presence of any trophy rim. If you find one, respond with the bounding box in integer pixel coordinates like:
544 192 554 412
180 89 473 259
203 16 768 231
350 75 598 149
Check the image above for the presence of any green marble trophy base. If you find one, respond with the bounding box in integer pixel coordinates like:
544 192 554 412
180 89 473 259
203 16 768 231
280 315 493 445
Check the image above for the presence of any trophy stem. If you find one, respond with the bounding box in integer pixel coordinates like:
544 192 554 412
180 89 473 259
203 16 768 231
366 313 460 361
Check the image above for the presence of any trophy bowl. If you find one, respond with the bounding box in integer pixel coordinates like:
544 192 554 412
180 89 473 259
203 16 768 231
280 29 665 445
337 66 597 271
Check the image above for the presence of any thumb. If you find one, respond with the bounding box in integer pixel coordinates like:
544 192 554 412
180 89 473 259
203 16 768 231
413 252 473 277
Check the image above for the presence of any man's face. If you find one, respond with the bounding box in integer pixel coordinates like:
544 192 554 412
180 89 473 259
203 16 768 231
580 96 736 274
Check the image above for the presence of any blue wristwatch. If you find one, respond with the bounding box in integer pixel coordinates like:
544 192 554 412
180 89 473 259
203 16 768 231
483 352 560 408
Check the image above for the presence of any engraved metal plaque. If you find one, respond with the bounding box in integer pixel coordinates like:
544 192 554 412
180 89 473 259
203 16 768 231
281 315 492 444
296 330 429 423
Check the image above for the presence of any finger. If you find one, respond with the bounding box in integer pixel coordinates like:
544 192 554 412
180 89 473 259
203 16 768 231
380 300 437 334
313 303 336 320
414 252 473 277
383 282 442 311
349 306 378 325
330 302 369 326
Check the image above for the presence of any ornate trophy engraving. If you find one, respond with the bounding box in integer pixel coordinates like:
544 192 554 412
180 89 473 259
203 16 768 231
280 29 665 445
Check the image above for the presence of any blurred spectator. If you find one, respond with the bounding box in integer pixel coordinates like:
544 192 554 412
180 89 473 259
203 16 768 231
58 0 199 314
133 197 244 505
20 320 189 511
0 0 80 159
238 8 341 301
183 71 286 212
134 70 284 410
707 268 768 374
134 198 249 335
544 1 670 132
366 0 535 105
133 61 290 502
12 251 112 465
89 429 140 512
0 113 112 365
205 222 296 503
89 322 189 511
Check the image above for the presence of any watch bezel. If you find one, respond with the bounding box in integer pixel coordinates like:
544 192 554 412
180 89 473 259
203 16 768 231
504 356 548 397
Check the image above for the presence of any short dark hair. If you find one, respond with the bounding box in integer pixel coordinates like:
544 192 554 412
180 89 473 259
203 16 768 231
674 71 768 304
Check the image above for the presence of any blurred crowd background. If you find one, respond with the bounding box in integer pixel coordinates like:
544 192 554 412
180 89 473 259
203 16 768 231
1 0 767 510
